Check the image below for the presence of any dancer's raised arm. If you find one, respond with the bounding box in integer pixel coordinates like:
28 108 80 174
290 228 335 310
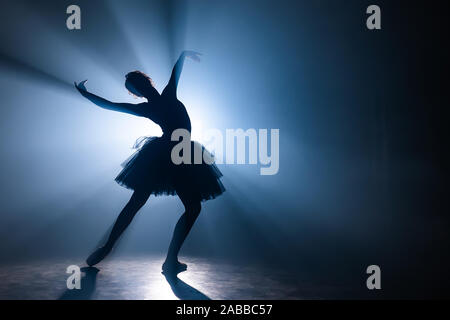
162 51 202 97
75 80 145 117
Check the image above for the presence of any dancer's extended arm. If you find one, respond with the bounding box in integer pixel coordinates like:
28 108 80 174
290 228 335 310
162 51 202 97
75 80 145 117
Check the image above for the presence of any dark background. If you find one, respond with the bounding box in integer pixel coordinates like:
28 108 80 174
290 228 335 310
0 0 448 298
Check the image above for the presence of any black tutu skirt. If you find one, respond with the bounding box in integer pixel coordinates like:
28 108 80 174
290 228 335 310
115 136 225 201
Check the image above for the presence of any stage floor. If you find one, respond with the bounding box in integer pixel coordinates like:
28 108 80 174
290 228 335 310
0 256 360 300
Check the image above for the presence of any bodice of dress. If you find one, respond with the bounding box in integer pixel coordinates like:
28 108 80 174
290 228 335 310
144 96 191 137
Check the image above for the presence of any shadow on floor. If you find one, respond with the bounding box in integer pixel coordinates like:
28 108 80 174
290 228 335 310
59 267 99 300
163 273 211 300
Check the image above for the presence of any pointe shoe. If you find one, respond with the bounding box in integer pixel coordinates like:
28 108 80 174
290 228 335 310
86 246 111 266
162 260 188 275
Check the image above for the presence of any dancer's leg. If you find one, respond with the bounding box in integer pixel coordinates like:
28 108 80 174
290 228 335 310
163 189 201 272
87 190 150 266
104 190 151 249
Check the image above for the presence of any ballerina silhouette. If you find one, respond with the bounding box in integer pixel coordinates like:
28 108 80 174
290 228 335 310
75 51 225 274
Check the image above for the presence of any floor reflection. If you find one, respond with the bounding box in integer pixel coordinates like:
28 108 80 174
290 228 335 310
0 255 354 299
163 273 211 300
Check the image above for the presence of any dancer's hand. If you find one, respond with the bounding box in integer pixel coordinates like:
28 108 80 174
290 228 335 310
74 80 88 95
182 51 202 62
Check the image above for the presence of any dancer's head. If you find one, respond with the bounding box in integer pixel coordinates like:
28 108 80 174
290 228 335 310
125 71 159 100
